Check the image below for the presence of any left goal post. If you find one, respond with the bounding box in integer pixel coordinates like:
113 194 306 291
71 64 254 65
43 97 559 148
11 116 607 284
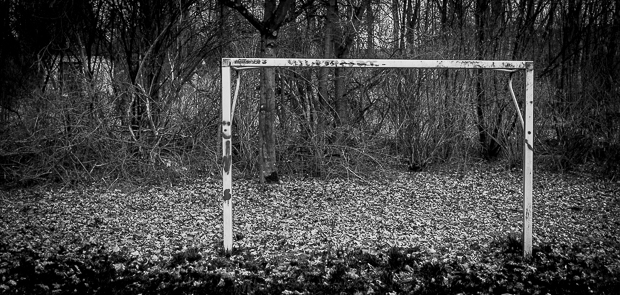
220 58 534 257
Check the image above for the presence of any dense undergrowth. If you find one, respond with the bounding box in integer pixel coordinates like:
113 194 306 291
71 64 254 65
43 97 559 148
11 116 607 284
1 238 618 294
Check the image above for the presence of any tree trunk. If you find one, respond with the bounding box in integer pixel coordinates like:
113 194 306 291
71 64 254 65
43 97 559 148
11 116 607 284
222 0 298 183
474 0 500 159
333 67 349 125
392 0 400 52
366 0 375 57
259 33 279 183
331 0 369 126
318 0 334 124
404 0 420 51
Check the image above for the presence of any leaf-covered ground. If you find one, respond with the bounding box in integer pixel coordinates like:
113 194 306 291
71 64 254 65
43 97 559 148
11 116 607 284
1 164 619 294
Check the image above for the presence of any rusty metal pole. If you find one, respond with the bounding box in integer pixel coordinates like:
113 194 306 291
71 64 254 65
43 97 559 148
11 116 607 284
221 62 233 253
523 62 534 257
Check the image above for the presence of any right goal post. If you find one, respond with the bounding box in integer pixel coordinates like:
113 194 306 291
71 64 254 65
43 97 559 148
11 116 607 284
220 58 534 257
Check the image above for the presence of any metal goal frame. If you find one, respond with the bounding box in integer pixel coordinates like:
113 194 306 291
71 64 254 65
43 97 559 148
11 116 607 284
220 58 534 257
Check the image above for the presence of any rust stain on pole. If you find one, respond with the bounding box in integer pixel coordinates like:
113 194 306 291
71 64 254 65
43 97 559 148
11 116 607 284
524 207 532 219
337 60 381 67
285 59 382 67
526 61 534 70
222 120 232 174
223 141 232 174
222 120 231 137
525 139 534 151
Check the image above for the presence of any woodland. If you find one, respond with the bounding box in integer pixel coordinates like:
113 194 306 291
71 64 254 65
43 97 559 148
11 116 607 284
0 0 619 294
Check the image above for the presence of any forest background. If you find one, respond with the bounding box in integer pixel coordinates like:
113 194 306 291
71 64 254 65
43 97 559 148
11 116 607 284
0 0 618 186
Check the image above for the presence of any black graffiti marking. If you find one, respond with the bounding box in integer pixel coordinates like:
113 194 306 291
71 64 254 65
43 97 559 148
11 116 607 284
223 189 231 200
234 59 262 65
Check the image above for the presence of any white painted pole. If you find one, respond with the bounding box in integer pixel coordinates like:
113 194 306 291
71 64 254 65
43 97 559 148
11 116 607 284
221 65 233 253
523 62 534 257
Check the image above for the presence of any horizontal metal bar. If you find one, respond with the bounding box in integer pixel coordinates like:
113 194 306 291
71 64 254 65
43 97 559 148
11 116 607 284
231 67 261 70
222 58 531 69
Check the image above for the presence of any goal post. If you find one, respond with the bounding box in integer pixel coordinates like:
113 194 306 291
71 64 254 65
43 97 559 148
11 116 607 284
220 58 534 257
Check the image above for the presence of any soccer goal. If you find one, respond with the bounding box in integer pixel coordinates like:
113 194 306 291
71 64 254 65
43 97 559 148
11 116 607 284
220 58 534 257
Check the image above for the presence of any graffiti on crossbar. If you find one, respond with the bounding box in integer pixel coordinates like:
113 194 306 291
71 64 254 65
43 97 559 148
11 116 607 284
233 59 264 65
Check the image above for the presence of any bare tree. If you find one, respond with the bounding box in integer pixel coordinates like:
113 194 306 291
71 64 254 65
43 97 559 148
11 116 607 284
221 0 314 183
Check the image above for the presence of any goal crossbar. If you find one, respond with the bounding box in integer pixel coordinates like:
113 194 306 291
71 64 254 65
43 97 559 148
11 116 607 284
223 58 529 70
220 58 534 257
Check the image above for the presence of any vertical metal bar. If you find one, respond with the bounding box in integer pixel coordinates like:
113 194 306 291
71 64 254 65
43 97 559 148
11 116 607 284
523 62 534 257
221 64 233 253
